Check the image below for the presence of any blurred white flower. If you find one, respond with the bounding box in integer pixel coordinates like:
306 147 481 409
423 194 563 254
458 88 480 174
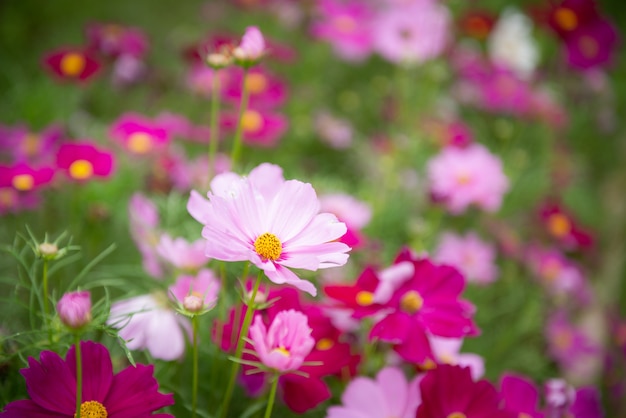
488 8 538 79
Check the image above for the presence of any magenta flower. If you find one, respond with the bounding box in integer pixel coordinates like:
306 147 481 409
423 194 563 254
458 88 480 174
429 335 485 380
233 26 266 65
0 162 54 192
156 234 208 272
565 17 619 70
249 309 315 372
0 187 39 215
220 107 288 147
43 48 101 82
1 124 63 165
310 0 375 62
109 113 170 155
372 1 450 65
189 164 350 296
326 367 421 418
222 66 287 109
434 231 499 285
56 142 114 181
499 373 543 418
57 290 92 329
169 268 220 311
107 294 190 361
427 143 509 214
416 364 511 418
545 310 600 371
85 22 148 58
0 340 174 417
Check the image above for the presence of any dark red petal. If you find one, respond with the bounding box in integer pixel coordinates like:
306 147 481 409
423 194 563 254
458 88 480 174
280 374 330 413
20 351 75 414
66 341 113 403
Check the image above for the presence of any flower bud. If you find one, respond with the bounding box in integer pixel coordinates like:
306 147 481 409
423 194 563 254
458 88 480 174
38 242 59 259
183 294 204 313
57 291 92 329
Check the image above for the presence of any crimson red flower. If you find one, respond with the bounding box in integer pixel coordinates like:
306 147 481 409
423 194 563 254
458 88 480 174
538 201 593 251
43 48 101 82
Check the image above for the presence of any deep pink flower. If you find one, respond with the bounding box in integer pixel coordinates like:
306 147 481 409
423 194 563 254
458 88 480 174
43 48 101 82
222 66 287 109
539 201 594 251
545 310 600 371
109 113 170 155
188 164 350 296
569 387 604 418
565 17 619 70
434 231 499 285
57 290 92 329
0 187 40 215
369 252 479 364
86 23 148 57
0 340 174 417
499 373 543 418
249 309 314 372
546 0 599 39
156 234 207 271
372 1 450 65
0 163 54 192
0 124 63 165
326 367 421 418
416 364 512 418
427 143 509 215
56 142 114 181
169 268 220 311
310 0 375 62
220 107 288 147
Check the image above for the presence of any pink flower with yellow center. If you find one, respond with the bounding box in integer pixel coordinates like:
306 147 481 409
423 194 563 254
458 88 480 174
222 66 288 109
0 163 54 192
564 17 618 70
434 231 499 285
110 113 170 155
56 142 114 181
249 309 315 372
43 48 101 82
156 234 208 272
221 108 288 147
546 310 600 372
0 124 63 164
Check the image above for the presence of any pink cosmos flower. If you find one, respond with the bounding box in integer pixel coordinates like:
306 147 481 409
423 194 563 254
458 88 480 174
128 193 163 277
499 373 543 418
319 193 371 249
56 142 114 181
314 111 353 149
416 364 512 418
427 143 509 214
326 367 422 418
0 186 40 215
249 309 315 372
57 290 92 329
539 201 594 251
429 335 485 380
0 124 63 165
233 26 266 64
107 293 190 361
188 164 350 296
0 162 54 193
372 1 450 65
434 231 499 284
86 23 148 58
222 66 287 109
111 53 146 87
546 310 600 371
565 17 618 70
220 107 288 147
43 48 101 82
110 113 170 155
310 0 375 62
156 234 207 272
0 341 174 417
169 269 220 312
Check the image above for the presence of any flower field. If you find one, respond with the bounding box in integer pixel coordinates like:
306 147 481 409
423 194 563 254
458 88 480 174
0 0 625 417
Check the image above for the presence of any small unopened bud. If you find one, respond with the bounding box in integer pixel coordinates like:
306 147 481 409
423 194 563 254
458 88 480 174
57 291 92 329
183 294 204 313
206 52 231 69
38 242 58 258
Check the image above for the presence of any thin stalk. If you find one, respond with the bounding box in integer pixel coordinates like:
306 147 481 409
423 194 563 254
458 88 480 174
42 260 52 344
209 69 221 177
229 68 250 168
263 374 279 418
75 335 82 418
219 270 263 418
191 315 199 418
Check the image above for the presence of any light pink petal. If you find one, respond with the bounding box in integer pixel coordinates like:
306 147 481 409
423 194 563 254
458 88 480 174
377 367 409 417
341 377 388 417
187 190 211 224
456 353 485 380
264 264 317 296
284 213 347 248
268 180 319 242
326 407 370 418
145 310 188 360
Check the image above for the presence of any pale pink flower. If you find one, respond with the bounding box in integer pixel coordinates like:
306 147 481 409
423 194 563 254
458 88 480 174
169 269 220 311
427 143 509 214
372 1 450 65
156 234 207 271
326 367 422 418
234 26 266 63
249 309 315 372
57 290 92 329
428 335 485 380
319 193 371 249
188 164 350 296
128 193 163 278
314 111 353 149
107 294 190 361
434 231 499 284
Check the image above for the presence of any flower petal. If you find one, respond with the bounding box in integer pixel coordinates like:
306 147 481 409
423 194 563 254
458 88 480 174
66 341 113 403
20 351 75 414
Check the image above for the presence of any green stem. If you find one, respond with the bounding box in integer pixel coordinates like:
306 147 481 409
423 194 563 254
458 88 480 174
230 68 250 168
42 260 52 344
264 374 279 418
192 315 199 418
209 69 221 178
219 270 263 418
75 335 82 418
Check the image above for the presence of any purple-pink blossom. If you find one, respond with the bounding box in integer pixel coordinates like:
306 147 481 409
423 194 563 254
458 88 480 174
57 290 92 329
434 231 499 284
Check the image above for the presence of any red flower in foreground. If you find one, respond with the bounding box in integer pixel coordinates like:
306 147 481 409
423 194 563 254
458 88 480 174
43 48 101 82
416 364 513 418
0 340 174 417
56 142 114 181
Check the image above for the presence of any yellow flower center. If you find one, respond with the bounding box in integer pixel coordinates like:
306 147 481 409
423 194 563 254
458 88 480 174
22 133 40 156
334 15 357 33
439 352 455 364
254 232 282 261
554 7 578 31
272 346 290 356
75 400 108 417
60 52 86 77
355 290 374 306
547 213 571 238
447 413 466 418
127 132 153 154
421 358 437 370
579 35 599 58
555 329 573 350
316 338 334 351
456 171 472 185
241 110 263 134
12 174 34 191
519 413 533 418
245 73 268 95
400 290 424 314
69 159 94 180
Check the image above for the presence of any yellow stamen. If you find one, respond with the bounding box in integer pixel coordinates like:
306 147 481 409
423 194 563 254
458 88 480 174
22 133 40 156
579 35 599 59
12 174 34 191
127 132 153 154
439 352 455 364
547 213 571 238
272 346 290 356
400 290 424 314
75 400 108 417
334 15 357 33
456 171 472 185
245 73 268 95
241 110 263 134
421 358 437 370
254 232 282 261
60 52 86 77
316 338 334 351
355 290 374 306
69 159 94 180
519 413 533 418
447 413 467 418
554 7 578 31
